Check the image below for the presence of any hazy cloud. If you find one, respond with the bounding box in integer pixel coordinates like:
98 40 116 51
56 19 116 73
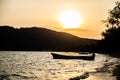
64 28 91 32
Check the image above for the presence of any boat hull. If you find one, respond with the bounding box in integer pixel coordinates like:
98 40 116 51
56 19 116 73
51 53 95 60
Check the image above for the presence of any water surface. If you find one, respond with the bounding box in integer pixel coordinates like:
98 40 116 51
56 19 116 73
0 51 118 80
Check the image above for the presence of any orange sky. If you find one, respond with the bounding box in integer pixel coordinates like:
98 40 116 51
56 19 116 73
0 0 116 39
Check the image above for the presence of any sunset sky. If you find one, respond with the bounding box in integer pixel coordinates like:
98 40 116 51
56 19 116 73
0 0 117 39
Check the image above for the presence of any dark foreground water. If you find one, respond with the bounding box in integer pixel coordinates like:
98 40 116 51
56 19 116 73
0 51 119 80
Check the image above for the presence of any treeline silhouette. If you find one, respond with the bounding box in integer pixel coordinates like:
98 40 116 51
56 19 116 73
97 1 120 56
0 26 97 51
98 2 120 79
98 27 120 54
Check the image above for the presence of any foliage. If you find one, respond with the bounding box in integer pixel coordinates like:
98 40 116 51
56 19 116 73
102 1 120 39
99 1 120 53
103 1 120 28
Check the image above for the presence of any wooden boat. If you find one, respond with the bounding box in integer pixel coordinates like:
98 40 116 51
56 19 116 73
51 53 95 60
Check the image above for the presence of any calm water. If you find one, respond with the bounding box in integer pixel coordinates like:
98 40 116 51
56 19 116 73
0 51 118 80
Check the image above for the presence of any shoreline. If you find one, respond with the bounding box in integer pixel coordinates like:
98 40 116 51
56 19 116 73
86 62 118 80
69 57 120 80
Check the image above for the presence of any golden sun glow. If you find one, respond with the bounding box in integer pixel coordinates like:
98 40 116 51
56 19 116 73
58 10 83 28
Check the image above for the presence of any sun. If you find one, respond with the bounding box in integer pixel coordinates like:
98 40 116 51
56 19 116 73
58 10 83 28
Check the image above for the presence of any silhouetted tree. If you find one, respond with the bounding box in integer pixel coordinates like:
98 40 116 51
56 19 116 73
103 1 120 28
99 1 120 53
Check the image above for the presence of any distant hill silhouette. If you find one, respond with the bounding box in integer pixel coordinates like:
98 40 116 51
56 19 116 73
0 26 98 51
